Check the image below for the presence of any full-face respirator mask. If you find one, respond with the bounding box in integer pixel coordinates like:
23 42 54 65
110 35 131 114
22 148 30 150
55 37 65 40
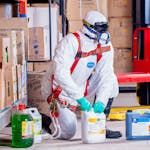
83 20 110 45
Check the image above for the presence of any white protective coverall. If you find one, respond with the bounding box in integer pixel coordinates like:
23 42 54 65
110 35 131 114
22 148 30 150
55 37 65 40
41 25 119 140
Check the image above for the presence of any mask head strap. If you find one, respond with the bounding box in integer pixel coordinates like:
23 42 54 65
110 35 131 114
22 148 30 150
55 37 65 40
83 23 98 35
83 19 94 28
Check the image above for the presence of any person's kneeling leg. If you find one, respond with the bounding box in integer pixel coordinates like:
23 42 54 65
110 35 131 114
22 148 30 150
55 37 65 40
104 98 122 138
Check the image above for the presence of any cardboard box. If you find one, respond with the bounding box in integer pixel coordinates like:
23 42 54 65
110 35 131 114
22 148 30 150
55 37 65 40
12 65 17 102
114 48 133 73
28 27 50 61
0 30 17 65
33 62 50 72
0 4 12 18
68 20 83 32
27 5 58 59
21 62 27 97
16 64 22 100
4 63 13 108
27 72 45 98
27 71 49 114
0 67 5 111
109 17 133 48
0 63 14 109
27 7 50 28
0 18 28 59
27 62 34 72
108 0 132 17
0 37 10 63
66 0 108 20
16 30 25 65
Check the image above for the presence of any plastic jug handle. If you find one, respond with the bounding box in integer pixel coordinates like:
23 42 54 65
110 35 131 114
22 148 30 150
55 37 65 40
27 107 39 114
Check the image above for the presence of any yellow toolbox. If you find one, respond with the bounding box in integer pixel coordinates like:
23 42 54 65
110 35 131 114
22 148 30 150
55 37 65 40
108 106 150 120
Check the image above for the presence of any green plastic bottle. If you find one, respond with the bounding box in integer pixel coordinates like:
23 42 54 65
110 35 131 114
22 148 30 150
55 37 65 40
11 104 34 148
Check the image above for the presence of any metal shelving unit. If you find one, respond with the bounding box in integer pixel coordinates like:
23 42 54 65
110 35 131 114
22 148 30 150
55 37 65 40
28 0 66 37
28 0 53 60
0 0 66 130
0 1 29 129
0 0 65 61
27 0 66 60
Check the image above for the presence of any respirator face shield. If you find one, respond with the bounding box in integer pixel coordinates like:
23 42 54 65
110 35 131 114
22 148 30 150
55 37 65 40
83 20 110 44
94 22 110 44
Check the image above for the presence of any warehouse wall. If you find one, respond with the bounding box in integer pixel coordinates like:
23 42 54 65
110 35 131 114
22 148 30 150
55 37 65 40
28 0 133 74
108 0 133 73
66 0 133 73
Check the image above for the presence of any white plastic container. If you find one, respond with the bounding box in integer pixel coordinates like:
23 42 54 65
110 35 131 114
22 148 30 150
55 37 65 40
81 109 106 144
27 107 42 144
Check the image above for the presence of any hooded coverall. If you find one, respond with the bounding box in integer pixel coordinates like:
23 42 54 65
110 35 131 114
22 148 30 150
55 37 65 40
41 27 119 139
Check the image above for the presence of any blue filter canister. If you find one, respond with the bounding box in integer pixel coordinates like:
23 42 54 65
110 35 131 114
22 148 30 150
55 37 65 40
126 109 150 140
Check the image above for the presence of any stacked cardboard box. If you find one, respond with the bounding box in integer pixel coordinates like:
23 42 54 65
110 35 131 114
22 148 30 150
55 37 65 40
27 61 50 72
0 19 28 111
1 64 13 109
27 4 59 60
27 71 49 115
33 62 50 72
108 0 132 17
0 37 13 110
113 48 132 73
0 30 17 65
0 30 27 104
27 61 53 114
16 30 27 101
109 18 132 48
66 0 108 33
0 37 10 64
26 3 55 100
0 18 28 59
0 67 4 110
27 62 34 72
0 3 12 18
28 27 50 61
66 0 133 73
108 0 133 73
16 30 25 65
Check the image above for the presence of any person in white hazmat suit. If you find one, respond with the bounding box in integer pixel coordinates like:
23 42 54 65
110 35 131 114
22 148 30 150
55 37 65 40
41 10 122 140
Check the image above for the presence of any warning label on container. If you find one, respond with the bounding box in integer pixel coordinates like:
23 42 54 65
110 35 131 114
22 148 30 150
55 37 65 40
132 118 150 136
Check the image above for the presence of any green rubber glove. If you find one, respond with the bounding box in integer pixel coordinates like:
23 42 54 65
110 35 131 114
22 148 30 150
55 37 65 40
93 101 105 114
77 97 92 111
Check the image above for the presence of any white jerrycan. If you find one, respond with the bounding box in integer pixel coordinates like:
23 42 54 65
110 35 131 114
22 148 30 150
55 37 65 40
81 109 106 144
27 107 42 144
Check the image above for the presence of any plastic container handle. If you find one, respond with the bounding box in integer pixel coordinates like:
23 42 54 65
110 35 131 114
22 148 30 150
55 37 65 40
27 107 39 114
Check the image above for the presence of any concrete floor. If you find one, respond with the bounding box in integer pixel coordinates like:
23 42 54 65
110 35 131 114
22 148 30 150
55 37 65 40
0 119 150 150
0 91 150 150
